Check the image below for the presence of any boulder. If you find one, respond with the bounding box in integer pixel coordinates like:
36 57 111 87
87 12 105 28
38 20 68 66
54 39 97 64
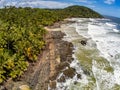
63 67 76 78
80 40 87 46
11 82 31 90
56 62 69 71
18 85 31 90
77 74 81 79
57 75 66 82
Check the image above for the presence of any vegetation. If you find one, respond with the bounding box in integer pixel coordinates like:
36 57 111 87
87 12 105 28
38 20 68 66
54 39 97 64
61 5 103 18
0 5 102 83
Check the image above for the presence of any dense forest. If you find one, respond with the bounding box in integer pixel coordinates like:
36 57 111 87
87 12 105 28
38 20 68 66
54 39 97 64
0 5 102 83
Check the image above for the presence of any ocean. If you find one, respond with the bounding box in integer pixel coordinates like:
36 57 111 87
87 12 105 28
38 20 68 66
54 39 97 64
104 15 120 24
55 17 120 90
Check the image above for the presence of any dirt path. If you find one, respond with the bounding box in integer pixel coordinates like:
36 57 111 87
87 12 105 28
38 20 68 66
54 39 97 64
1 29 74 90
31 31 74 90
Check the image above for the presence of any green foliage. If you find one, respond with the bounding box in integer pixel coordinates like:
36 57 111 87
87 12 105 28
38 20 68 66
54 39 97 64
0 5 102 83
0 6 47 83
63 5 103 18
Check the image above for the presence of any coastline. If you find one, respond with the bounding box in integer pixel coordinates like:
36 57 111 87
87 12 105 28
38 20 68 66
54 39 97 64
1 17 120 90
1 20 75 90
0 5 105 90
59 18 120 89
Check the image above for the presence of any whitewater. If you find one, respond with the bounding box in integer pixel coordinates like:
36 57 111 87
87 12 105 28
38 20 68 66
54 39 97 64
55 18 120 90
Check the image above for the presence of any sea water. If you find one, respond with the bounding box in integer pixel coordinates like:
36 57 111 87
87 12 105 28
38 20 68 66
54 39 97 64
56 17 120 90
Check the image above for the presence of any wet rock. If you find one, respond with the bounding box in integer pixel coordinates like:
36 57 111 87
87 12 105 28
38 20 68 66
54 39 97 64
83 70 90 76
56 62 69 71
63 68 76 78
49 81 56 89
80 40 87 46
60 55 66 62
66 56 74 63
69 43 73 48
74 81 78 85
77 74 81 79
57 75 66 82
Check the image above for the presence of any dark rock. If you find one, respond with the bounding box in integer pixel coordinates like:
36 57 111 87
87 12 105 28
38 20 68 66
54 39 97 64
77 74 81 79
63 68 76 78
69 43 73 47
56 62 69 71
83 70 90 76
57 75 66 82
74 81 78 85
80 40 87 46
66 56 74 63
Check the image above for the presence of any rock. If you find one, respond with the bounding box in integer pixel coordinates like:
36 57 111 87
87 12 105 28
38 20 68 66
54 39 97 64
57 75 66 82
18 85 31 90
74 81 78 85
11 82 31 90
83 69 90 76
80 40 87 46
63 68 76 78
69 43 73 47
66 56 74 63
77 74 81 79
51 31 65 39
56 62 69 71
49 81 56 89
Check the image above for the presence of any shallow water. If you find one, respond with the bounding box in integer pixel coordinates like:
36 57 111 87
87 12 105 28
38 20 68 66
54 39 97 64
56 18 120 90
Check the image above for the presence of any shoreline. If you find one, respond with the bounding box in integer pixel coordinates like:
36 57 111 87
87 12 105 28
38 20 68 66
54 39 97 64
4 17 120 90
1 20 75 90
59 18 120 89
44 19 76 31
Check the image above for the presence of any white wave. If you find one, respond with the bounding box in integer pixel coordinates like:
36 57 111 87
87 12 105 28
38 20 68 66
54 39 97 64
56 24 90 90
76 18 120 89
92 60 116 90
87 19 120 87
113 29 119 32
56 18 120 90
88 24 110 38
88 22 120 58
90 18 110 22
106 22 116 27
89 18 96 22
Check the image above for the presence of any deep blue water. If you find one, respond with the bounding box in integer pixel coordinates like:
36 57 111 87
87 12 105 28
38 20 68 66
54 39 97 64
104 15 120 31
104 15 120 24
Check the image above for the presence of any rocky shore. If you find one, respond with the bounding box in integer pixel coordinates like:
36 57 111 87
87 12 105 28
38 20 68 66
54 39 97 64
0 25 76 90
